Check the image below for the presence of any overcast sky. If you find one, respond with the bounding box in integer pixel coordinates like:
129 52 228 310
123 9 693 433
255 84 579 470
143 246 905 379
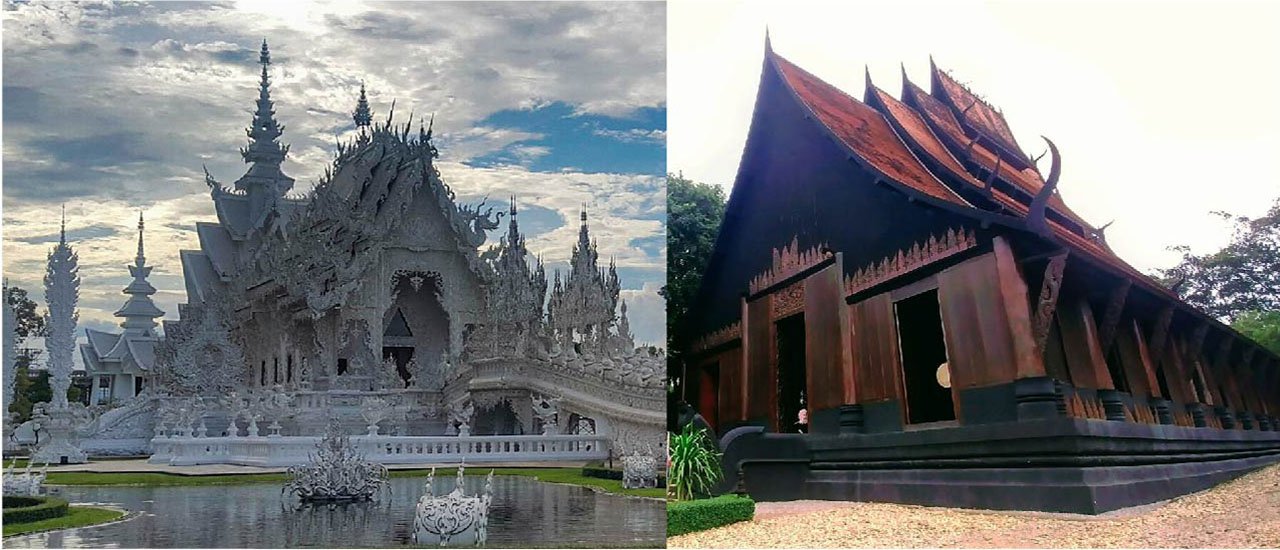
670 0 1280 275
2 1 667 349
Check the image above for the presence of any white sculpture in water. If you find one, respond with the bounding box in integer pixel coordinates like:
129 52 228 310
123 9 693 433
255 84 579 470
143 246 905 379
622 447 659 489
413 465 494 546
282 419 388 502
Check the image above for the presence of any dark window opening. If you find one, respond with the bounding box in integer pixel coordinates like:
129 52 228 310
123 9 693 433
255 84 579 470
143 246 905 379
1104 346 1130 393
273 357 280 384
337 358 349 376
895 289 955 424
134 377 144 396
260 361 267 386
775 314 807 433
286 355 293 383
382 347 415 388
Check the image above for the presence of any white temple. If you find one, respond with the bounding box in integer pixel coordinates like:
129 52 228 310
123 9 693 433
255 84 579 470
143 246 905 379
61 40 664 465
80 213 163 405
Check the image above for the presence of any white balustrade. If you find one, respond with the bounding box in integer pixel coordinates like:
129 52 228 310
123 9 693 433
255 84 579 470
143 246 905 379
148 433 609 467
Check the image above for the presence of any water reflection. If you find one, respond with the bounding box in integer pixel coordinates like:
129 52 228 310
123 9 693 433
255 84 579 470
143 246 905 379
6 476 663 548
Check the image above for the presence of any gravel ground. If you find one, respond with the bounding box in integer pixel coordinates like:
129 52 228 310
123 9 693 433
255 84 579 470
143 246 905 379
669 463 1280 548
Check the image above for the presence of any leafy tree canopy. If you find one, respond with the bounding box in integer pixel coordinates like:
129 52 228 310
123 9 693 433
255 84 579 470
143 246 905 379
1157 197 1280 321
4 284 46 339
1232 311 1280 356
663 173 726 371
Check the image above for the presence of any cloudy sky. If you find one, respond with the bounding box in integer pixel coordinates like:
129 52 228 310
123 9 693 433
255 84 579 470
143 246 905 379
670 0 1280 275
2 1 667 350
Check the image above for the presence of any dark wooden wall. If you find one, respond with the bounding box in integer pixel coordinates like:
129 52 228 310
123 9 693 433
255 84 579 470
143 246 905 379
804 260 852 411
848 293 901 404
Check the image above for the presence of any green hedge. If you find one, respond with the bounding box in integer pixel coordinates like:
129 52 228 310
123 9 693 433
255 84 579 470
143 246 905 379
3 495 70 524
667 494 755 537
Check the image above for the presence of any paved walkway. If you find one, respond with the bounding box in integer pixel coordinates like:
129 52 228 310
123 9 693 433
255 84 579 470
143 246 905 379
669 463 1280 548
36 459 589 475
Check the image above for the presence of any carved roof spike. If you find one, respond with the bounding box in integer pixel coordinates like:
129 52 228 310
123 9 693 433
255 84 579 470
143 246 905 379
353 81 373 128
983 154 1001 193
1027 136 1060 237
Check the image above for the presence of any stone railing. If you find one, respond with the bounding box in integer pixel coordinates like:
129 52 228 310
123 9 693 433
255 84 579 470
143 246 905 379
148 433 609 467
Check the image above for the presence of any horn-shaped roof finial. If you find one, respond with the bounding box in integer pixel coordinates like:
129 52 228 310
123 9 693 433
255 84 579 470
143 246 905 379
1027 136 1061 236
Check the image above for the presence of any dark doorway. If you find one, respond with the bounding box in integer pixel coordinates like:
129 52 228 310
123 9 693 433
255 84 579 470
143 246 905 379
894 289 955 424
698 362 720 431
1105 346 1130 393
382 347 415 387
775 314 807 433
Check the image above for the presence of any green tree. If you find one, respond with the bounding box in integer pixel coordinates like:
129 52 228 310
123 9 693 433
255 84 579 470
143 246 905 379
4 284 47 338
1157 197 1280 321
664 173 727 386
1232 310 1280 356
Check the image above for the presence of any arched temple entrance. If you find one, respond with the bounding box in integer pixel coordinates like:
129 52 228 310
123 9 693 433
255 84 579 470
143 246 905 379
383 271 449 388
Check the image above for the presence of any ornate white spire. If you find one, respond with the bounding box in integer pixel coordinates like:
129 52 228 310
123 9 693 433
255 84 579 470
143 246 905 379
115 211 164 336
44 206 79 409
353 81 372 129
234 38 295 222
549 207 621 347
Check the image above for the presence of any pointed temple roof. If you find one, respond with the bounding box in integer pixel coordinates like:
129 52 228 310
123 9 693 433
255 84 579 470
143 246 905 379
929 57 1029 166
353 81 373 129
752 43 1192 310
83 212 162 376
114 212 164 336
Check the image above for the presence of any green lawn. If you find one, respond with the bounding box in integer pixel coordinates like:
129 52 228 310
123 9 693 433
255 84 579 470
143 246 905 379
3 505 125 537
43 467 664 498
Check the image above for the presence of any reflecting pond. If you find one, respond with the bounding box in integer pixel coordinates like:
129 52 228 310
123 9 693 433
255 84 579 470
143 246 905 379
5 475 664 548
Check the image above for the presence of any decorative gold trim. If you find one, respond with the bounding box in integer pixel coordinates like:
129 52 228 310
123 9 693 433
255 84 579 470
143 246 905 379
691 321 742 354
843 227 977 297
749 237 829 295
771 282 804 320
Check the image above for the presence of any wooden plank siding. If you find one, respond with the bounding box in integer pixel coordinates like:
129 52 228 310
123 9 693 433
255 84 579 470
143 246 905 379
744 295 775 425
714 344 746 425
803 259 851 411
1056 295 1115 390
936 253 1019 389
1114 318 1157 398
991 237 1046 379
848 292 901 404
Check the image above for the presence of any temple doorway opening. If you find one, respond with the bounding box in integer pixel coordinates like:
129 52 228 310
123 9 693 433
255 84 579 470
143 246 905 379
895 289 955 424
383 272 449 388
775 313 807 433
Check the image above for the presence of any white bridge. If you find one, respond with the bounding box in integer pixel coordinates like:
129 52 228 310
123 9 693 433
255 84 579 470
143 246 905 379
149 433 609 467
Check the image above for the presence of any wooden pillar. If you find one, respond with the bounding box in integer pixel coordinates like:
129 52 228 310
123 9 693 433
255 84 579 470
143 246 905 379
1056 296 1114 390
803 258 849 413
1127 319 1163 398
992 237 1046 379
743 295 773 427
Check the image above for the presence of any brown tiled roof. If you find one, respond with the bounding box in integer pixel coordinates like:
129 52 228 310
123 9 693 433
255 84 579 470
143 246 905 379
902 80 1095 232
887 81 1175 298
771 53 969 208
868 84 983 190
932 63 1025 159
